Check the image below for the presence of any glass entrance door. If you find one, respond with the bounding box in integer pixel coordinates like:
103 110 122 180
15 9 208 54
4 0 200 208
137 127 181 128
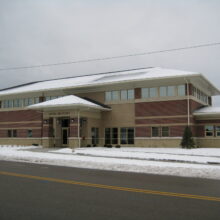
62 128 68 147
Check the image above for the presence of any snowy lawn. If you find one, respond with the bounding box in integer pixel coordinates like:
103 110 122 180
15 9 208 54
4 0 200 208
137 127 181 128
0 145 220 180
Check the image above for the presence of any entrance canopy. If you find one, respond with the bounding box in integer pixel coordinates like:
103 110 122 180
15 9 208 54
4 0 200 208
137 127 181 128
27 95 111 111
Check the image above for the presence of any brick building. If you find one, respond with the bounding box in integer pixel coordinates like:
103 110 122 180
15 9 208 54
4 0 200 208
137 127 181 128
0 67 220 148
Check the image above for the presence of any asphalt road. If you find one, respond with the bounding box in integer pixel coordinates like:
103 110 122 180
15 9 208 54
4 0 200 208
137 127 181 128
0 160 220 220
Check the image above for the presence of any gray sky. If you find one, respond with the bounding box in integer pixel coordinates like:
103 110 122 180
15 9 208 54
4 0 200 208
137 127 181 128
1 0 220 104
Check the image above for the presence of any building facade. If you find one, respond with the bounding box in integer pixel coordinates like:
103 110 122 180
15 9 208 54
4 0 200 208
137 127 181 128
0 67 220 148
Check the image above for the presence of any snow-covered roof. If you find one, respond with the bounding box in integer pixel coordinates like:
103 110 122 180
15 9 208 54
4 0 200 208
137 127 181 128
0 67 219 96
27 95 110 111
193 106 220 116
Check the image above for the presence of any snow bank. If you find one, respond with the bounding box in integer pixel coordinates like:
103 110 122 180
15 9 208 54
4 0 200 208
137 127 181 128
0 146 220 180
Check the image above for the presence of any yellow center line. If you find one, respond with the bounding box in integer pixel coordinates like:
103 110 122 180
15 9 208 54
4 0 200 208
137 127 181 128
0 171 220 202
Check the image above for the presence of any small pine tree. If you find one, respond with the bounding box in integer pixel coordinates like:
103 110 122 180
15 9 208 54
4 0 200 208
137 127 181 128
181 126 195 149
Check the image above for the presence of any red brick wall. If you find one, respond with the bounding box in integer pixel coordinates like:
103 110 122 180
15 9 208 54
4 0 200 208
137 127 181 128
135 117 188 125
0 110 43 138
135 126 186 137
135 100 188 117
0 110 42 122
190 100 204 114
18 129 42 138
170 126 185 137
42 119 53 137
135 127 151 137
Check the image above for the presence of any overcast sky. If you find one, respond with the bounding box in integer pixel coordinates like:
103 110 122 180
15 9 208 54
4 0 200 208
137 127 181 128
1 0 220 104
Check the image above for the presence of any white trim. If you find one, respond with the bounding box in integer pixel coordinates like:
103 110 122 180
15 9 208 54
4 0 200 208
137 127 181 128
0 138 42 140
135 137 182 140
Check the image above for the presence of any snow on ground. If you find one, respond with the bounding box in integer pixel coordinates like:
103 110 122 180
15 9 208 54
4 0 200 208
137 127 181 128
0 145 220 180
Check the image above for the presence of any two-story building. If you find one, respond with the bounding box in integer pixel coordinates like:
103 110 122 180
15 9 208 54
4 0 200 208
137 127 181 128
0 67 220 148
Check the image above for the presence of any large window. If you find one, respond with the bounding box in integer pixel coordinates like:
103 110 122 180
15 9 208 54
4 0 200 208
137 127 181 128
141 88 149 98
205 125 214 136
159 87 167 97
27 130 33 138
152 127 159 137
105 128 118 145
167 86 175 96
105 92 112 101
192 86 208 104
161 127 169 137
149 88 158 98
120 127 134 144
178 85 185 96
8 130 17 138
91 127 99 145
128 89 134 100
216 126 220 137
13 99 23 108
121 90 127 100
112 91 120 101
151 127 170 137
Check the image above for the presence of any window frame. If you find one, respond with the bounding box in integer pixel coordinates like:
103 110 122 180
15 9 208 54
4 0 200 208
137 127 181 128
151 127 160 137
205 125 214 137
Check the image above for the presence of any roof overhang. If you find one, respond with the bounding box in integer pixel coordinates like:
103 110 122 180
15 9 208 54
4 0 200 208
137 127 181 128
27 95 111 112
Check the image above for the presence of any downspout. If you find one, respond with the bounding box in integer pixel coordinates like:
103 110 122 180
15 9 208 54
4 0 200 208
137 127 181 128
78 109 81 148
184 78 190 127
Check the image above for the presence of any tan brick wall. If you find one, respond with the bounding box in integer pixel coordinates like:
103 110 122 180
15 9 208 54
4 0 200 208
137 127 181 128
0 138 42 146
135 138 181 148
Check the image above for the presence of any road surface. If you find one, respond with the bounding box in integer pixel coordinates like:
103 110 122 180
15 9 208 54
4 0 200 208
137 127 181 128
0 160 219 220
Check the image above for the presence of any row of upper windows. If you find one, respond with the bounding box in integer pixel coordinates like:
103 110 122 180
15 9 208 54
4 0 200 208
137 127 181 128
1 96 61 109
105 85 185 102
141 85 185 98
192 86 208 104
105 89 134 101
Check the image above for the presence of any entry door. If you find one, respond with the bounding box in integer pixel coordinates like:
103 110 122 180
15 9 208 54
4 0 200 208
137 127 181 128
62 128 68 147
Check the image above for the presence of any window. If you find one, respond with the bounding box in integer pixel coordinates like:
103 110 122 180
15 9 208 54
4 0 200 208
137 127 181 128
13 130 17 137
141 88 149 98
7 130 12 137
152 127 159 137
167 86 175 96
51 96 58 100
24 98 28 106
8 100 13 108
149 88 158 98
216 126 220 137
120 127 134 145
127 89 134 100
127 128 134 144
3 100 8 108
112 91 120 101
159 87 167 97
105 89 134 101
177 85 185 96
105 92 111 101
105 128 111 144
13 99 23 108
112 128 118 144
46 96 51 101
121 90 127 100
205 125 214 136
27 130 33 137
34 97 40 104
91 128 99 145
105 128 118 145
162 127 169 137
8 130 17 137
